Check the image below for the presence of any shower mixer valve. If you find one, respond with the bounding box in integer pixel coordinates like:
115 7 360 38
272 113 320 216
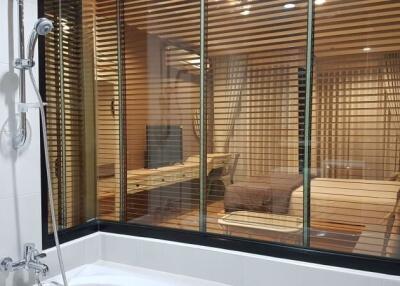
0 243 49 277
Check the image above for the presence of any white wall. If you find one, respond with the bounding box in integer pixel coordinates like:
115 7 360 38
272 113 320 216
0 0 42 285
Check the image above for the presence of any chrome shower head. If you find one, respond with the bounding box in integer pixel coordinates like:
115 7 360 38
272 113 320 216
34 18 53 36
27 18 53 62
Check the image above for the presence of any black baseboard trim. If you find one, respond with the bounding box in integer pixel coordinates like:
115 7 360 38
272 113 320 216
43 220 99 249
42 219 400 276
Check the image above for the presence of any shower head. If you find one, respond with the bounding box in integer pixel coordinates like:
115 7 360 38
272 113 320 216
34 18 54 36
27 18 53 62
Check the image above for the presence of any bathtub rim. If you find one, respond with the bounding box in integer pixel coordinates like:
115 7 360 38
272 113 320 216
42 219 400 277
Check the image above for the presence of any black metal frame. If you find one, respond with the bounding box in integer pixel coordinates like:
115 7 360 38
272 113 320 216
38 0 400 277
38 0 48 249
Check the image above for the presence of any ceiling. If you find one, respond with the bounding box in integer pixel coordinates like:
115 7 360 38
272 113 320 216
120 0 400 58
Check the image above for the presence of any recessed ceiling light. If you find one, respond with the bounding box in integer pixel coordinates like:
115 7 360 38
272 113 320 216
284 3 296 9
315 0 326 5
240 9 250 15
363 47 371 52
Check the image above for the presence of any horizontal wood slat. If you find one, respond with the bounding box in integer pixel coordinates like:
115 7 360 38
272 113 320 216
44 0 85 230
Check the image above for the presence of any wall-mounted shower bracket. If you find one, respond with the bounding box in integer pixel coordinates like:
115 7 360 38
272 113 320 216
15 58 35 70
13 3 54 150
14 0 28 149
18 102 46 113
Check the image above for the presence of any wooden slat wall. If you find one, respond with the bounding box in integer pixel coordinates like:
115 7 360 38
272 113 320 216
117 0 400 59
116 0 400 257
123 27 202 170
312 54 400 180
310 0 400 257
122 1 201 228
43 0 400 258
207 0 307 238
44 0 85 230
312 0 400 179
95 0 122 221
44 0 62 230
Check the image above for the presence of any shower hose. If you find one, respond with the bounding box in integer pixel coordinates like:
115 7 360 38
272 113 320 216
28 68 69 286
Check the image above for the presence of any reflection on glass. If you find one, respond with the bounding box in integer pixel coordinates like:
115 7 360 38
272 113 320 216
311 0 400 257
44 0 97 230
95 0 122 222
205 0 308 246
117 1 201 230
44 0 400 260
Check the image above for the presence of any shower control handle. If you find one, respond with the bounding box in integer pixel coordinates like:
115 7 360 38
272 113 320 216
34 253 47 260
24 243 36 261
0 257 13 272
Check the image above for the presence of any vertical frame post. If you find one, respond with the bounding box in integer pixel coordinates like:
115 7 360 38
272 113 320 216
57 0 67 229
199 0 207 232
116 0 127 222
303 0 315 247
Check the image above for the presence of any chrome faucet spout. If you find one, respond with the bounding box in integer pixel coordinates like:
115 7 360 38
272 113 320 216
26 260 49 275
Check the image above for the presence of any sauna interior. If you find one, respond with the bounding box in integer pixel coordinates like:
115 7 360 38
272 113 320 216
43 0 400 260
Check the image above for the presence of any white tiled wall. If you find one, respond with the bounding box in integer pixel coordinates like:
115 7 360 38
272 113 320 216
0 0 41 285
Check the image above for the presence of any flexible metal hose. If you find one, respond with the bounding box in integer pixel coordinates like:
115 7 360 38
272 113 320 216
28 67 69 286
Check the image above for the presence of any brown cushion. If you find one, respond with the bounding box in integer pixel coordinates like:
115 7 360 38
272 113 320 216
224 182 272 213
225 173 305 214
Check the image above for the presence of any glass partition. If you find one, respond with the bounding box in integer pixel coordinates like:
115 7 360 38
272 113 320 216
310 0 400 258
42 0 400 260
43 0 97 230
204 0 308 246
115 1 202 230
95 0 123 222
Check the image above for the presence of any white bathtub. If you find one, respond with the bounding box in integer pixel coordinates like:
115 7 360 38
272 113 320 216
41 260 230 286
40 233 400 286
